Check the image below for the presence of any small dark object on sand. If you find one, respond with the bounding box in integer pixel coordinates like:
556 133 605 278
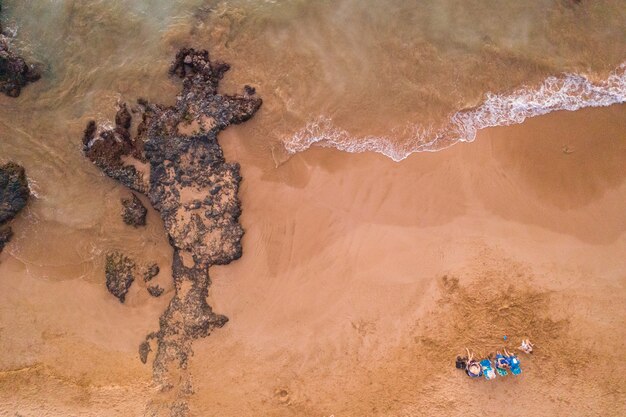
0 227 13 252
455 356 467 370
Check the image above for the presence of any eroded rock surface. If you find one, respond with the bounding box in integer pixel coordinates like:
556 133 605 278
0 162 29 253
105 251 136 303
143 263 160 282
0 226 12 252
83 48 261 401
0 5 41 97
121 193 147 227
147 284 164 297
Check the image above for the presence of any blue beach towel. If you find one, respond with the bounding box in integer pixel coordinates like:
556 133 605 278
480 359 497 380
507 355 522 375
495 354 509 376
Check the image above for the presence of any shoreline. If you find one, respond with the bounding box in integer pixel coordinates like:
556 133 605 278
208 103 626 416
1 1 625 415
281 62 626 162
1 103 625 416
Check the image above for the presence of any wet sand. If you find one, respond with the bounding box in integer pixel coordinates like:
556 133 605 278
2 104 625 416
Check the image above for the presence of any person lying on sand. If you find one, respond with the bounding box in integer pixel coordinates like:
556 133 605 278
495 352 510 369
518 339 534 354
503 347 523 375
494 351 510 376
464 348 482 378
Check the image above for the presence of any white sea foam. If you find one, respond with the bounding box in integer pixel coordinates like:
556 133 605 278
282 62 626 162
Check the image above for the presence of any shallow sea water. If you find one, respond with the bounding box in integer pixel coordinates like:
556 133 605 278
1 0 624 268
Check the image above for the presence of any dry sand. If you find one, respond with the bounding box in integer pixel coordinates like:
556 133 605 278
1 104 625 416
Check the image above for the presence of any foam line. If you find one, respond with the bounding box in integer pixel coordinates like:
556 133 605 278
283 62 626 162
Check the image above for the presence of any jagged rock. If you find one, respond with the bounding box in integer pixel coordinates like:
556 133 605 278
82 48 261 392
121 193 147 227
0 226 12 252
0 6 41 97
0 162 29 223
105 251 136 303
82 115 148 193
147 285 164 297
115 103 132 129
0 162 29 253
148 250 229 385
143 263 160 281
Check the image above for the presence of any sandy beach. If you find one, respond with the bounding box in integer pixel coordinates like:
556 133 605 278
1 1 626 416
1 103 624 416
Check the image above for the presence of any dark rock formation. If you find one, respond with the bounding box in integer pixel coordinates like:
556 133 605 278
82 115 147 192
143 263 160 281
115 103 132 129
121 193 147 227
139 340 152 364
0 162 29 223
147 284 164 297
0 227 12 252
83 48 261 394
0 5 41 97
0 162 29 253
105 251 136 303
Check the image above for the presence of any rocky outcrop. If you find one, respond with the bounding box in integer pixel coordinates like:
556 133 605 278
121 193 147 227
105 251 136 303
0 5 41 97
0 227 12 252
0 162 29 223
0 162 29 253
83 48 261 397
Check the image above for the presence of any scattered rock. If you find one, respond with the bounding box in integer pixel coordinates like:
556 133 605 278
143 263 160 281
105 251 136 303
139 340 152 364
83 48 261 399
121 193 147 227
0 6 41 97
0 162 29 253
147 285 164 297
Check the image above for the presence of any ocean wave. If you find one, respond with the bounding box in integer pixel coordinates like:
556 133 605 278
282 62 626 162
